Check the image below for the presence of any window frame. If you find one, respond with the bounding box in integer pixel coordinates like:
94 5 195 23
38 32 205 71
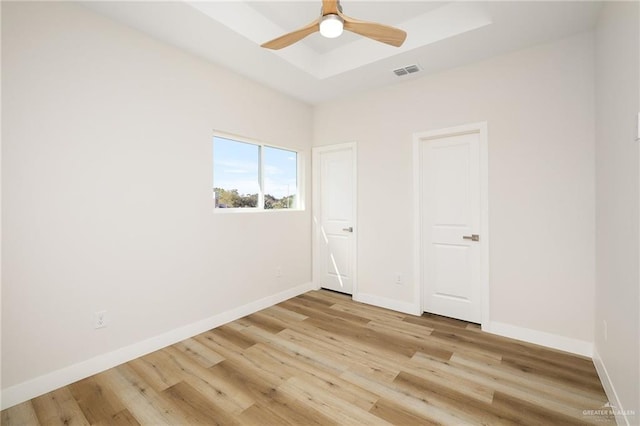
213 132 303 213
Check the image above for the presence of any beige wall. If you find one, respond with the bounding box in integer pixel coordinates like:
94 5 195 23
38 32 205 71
594 1 640 418
1 1 312 391
314 32 596 344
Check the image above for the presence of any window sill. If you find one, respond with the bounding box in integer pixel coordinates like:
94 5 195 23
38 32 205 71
212 208 305 214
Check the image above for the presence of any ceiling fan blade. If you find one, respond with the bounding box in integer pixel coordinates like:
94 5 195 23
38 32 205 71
322 0 339 15
261 18 320 50
341 14 407 47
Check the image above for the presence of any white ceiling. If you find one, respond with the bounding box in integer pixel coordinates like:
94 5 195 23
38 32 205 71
82 1 603 105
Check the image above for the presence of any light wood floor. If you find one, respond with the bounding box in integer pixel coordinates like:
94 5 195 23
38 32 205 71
2 290 615 425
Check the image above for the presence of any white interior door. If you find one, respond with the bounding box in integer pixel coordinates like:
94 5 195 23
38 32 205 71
420 131 483 323
313 144 356 295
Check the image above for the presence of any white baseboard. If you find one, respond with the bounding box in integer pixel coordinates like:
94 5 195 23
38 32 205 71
0 281 314 410
482 321 593 357
592 347 634 426
354 292 421 316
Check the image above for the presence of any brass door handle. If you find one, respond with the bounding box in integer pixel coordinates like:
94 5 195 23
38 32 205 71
463 234 479 241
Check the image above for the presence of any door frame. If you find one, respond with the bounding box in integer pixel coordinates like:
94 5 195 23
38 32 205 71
412 122 489 327
312 142 358 296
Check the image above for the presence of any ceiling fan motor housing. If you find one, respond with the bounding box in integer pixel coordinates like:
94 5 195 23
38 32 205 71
320 14 344 38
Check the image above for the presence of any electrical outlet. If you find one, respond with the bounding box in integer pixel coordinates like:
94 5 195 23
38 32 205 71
395 273 403 285
603 320 608 342
276 267 282 278
94 310 107 329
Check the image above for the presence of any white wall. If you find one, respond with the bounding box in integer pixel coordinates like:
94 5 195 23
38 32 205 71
594 1 640 421
314 33 596 348
1 1 312 403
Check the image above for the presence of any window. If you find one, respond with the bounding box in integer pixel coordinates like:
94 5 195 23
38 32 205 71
213 135 300 210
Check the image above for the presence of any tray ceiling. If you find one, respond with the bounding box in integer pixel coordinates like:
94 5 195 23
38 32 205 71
82 1 602 104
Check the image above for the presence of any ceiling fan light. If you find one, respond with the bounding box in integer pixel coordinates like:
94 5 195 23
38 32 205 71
320 14 344 38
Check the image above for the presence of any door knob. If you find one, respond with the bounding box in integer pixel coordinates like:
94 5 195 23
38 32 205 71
462 234 479 241
342 227 353 233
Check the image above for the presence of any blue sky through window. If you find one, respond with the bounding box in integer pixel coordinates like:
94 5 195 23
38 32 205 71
213 137 259 195
264 145 297 199
213 136 297 199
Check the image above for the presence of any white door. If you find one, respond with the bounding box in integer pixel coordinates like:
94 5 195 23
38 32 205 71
419 130 484 323
312 143 357 295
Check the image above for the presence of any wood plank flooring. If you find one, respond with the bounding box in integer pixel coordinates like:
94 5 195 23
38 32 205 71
2 290 615 425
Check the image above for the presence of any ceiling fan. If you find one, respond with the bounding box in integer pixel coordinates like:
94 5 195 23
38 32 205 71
261 0 407 50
